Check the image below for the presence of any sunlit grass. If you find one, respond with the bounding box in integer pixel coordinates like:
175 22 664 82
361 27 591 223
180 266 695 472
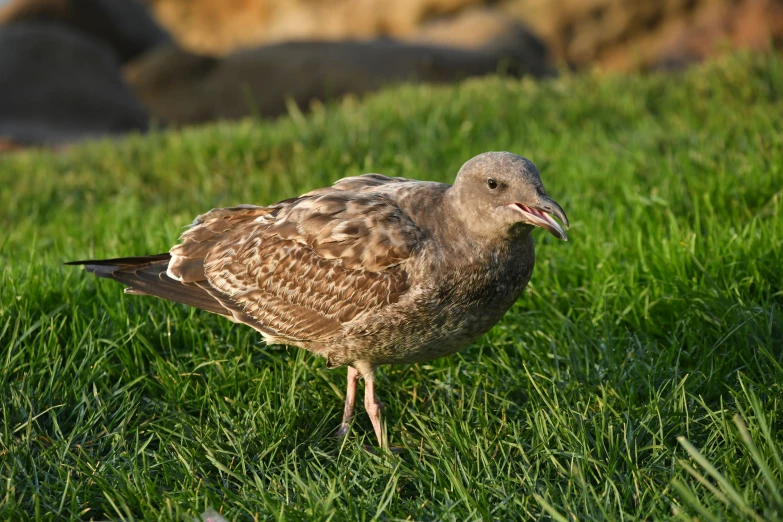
1 51 781 520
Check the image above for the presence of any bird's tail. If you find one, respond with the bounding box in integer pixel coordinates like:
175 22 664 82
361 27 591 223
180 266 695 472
66 254 229 316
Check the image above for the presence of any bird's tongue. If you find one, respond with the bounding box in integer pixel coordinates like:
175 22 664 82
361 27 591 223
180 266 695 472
508 203 568 241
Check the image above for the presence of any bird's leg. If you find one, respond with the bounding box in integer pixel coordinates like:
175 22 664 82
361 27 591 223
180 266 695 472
335 366 360 438
362 367 388 450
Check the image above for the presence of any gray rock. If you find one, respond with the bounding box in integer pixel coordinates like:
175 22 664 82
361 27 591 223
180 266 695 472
0 23 149 145
126 38 552 127
0 0 170 62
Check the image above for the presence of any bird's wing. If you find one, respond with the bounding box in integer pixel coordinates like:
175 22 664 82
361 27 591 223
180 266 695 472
170 177 423 343
166 204 275 284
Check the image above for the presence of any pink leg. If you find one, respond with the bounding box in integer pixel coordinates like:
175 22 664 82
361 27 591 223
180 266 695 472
335 366 360 438
362 368 387 450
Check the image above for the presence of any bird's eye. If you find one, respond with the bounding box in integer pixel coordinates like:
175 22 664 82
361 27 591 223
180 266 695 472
487 178 498 189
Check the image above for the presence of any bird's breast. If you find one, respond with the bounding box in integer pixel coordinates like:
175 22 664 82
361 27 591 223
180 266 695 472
434 235 536 331
343 235 536 365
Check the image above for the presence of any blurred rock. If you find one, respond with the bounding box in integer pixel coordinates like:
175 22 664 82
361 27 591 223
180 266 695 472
508 0 783 71
0 23 150 145
144 0 783 71
125 38 551 127
0 0 170 62
411 6 548 64
144 0 490 55
652 0 783 70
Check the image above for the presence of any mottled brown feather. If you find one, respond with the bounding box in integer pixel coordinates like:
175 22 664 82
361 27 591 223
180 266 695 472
165 175 421 343
168 205 272 283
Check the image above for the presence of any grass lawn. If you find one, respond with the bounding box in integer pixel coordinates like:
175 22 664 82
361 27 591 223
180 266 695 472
1 51 782 521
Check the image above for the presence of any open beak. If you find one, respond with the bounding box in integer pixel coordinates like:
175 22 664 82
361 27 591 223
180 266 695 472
506 197 569 241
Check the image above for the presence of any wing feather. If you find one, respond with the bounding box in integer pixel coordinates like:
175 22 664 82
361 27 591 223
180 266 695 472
198 177 422 342
80 174 423 343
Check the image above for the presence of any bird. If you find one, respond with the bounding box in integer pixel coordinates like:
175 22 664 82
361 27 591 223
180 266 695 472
68 151 569 449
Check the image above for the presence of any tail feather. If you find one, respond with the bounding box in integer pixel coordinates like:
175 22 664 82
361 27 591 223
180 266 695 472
66 254 230 316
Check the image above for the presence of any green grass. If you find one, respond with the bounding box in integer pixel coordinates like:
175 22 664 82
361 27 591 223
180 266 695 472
1 51 782 521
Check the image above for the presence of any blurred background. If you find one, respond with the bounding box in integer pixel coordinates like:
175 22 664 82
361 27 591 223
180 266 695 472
1 0 782 150
1 3 782 518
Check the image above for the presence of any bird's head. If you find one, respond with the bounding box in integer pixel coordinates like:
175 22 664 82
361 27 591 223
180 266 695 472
448 152 569 241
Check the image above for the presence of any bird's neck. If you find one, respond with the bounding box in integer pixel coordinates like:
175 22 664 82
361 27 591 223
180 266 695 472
427 191 530 268
441 188 527 251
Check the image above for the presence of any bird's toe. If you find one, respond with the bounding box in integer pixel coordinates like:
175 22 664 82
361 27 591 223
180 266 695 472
334 423 351 439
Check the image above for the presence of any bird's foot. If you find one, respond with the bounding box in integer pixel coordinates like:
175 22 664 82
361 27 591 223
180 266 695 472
334 423 351 439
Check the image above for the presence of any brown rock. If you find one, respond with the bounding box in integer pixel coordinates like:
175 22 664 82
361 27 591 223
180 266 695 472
411 6 547 60
125 38 551 127
145 0 487 55
0 0 170 62
507 0 783 70
144 0 783 71
651 0 783 70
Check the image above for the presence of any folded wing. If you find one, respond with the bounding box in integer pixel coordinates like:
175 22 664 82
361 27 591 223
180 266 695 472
168 175 423 342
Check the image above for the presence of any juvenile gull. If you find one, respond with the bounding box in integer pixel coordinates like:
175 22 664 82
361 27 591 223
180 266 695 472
68 152 569 448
